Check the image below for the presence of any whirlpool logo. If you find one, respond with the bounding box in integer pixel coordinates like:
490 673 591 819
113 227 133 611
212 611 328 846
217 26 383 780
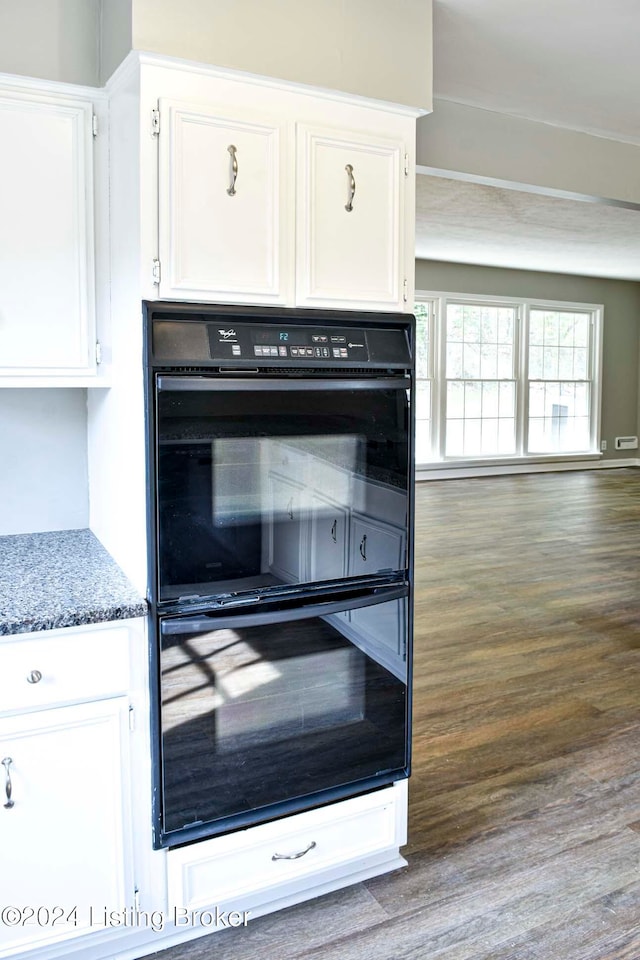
218 329 237 340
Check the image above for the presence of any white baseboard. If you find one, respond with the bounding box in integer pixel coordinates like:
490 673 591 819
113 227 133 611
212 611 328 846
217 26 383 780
416 457 640 482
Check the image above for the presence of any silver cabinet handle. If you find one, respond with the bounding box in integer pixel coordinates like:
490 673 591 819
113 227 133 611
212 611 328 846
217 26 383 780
331 519 337 543
2 758 14 809
287 497 294 520
227 144 238 196
359 534 367 561
272 840 316 861
345 163 355 212
27 670 42 684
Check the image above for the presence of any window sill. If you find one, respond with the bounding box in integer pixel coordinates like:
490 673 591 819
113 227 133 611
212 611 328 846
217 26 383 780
414 452 640 481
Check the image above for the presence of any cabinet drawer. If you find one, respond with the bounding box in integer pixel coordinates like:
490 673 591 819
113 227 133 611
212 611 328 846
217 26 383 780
0 626 129 714
168 784 404 910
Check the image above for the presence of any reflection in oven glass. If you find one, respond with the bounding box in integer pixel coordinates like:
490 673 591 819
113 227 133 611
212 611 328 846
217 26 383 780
160 609 407 834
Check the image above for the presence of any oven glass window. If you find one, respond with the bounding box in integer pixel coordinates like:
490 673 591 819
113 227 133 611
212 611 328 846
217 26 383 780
155 382 410 602
160 595 408 839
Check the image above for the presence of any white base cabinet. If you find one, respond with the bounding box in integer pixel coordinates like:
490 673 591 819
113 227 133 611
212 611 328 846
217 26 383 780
167 780 407 919
0 700 131 955
0 621 141 960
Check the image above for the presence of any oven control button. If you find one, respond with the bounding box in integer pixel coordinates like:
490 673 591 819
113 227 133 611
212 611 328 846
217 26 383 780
330 336 346 343
279 346 287 356
332 347 341 358
291 347 299 356
254 345 263 355
232 345 241 356
340 348 348 358
312 335 328 343
322 347 330 357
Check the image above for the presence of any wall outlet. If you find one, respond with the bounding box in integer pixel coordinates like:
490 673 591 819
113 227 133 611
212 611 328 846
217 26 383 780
600 440 607 451
615 436 639 450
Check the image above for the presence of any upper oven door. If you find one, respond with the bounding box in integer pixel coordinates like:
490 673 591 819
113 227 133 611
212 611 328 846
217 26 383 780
152 376 411 606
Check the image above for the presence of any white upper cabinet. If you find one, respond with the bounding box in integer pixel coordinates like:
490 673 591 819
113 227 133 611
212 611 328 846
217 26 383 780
158 99 291 304
0 85 97 380
147 63 417 312
296 125 405 310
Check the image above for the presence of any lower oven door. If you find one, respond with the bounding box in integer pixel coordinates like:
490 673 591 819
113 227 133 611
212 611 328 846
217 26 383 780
155 584 410 848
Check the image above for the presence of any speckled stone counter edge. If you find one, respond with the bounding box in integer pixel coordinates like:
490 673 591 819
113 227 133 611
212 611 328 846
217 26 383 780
0 528 147 636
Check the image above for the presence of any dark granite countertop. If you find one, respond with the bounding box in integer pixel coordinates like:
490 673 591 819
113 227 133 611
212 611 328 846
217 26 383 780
0 529 147 636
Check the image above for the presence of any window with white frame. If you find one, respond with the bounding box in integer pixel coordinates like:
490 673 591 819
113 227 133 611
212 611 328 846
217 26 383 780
414 294 602 465
413 301 433 464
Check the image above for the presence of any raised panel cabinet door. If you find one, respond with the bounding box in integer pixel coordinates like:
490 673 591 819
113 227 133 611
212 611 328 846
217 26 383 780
0 699 132 955
267 472 306 584
296 125 405 310
309 492 348 582
158 99 290 303
348 513 406 675
0 90 95 375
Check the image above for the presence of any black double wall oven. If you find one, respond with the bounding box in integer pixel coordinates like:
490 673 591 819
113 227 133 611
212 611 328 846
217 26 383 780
144 302 415 849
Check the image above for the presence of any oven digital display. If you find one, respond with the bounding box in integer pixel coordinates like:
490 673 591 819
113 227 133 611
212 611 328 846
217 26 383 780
252 329 308 346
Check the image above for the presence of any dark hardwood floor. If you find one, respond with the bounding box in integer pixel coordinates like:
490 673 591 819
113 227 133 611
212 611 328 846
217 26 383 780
151 468 640 960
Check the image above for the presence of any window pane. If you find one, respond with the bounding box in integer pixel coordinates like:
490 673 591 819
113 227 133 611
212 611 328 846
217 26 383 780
462 343 481 378
447 305 464 342
527 382 591 453
446 342 463 378
574 348 588 379
482 381 499 418
543 347 559 379
480 344 498 379
447 380 464 418
558 347 574 379
464 381 482 418
414 302 430 379
445 418 464 457
444 302 517 459
497 344 514 379
499 382 515 417
528 345 543 379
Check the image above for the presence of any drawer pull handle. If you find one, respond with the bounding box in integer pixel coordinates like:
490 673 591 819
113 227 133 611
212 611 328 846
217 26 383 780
331 519 337 543
27 670 42 684
272 840 316 861
359 534 367 561
227 144 238 196
287 497 294 520
2 758 14 809
345 163 355 212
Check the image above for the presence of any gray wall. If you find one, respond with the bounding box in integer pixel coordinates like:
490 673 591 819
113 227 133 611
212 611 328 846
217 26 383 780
0 390 89 535
131 0 432 108
415 259 640 460
0 0 432 108
0 0 100 85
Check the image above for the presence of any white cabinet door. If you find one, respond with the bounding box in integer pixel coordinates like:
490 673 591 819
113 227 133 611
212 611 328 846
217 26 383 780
0 88 95 377
267 472 306 583
0 699 132 955
309 491 349 582
350 513 406 579
348 513 406 678
296 124 405 310
158 99 291 303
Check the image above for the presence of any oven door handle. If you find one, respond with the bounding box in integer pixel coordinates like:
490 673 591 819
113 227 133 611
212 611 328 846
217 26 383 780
159 584 408 636
156 376 410 393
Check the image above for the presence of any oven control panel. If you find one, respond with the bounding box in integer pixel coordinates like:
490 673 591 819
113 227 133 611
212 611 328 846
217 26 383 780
208 324 369 363
150 313 412 369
